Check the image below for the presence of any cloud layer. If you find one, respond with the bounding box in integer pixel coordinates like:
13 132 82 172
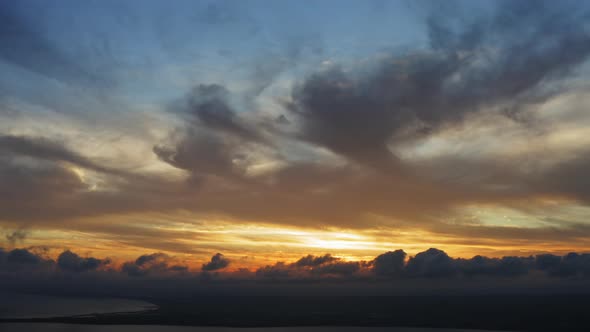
0 1 589 261
3 247 588 283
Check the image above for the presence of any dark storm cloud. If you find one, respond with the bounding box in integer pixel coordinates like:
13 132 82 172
57 250 109 273
202 253 230 271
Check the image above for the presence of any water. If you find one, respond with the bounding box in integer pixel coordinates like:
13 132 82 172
0 293 509 332
0 293 156 319
0 325 506 332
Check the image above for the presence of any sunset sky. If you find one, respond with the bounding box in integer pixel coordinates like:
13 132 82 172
1 0 590 274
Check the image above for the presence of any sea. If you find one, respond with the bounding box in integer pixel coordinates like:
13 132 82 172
0 293 508 332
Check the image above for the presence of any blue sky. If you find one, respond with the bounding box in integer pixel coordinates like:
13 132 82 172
1 1 431 103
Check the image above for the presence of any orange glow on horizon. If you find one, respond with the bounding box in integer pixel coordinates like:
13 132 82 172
6 213 588 272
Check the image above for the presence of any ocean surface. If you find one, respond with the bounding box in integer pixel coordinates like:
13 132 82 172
0 293 156 319
0 325 506 332
0 293 511 332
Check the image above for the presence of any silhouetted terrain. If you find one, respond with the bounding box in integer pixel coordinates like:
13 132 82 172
2 295 589 331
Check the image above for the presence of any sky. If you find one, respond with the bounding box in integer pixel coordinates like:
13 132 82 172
1 0 590 284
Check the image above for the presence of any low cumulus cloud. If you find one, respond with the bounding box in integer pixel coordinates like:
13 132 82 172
121 252 188 277
252 249 590 281
202 253 230 271
372 250 406 277
57 250 110 273
4 248 44 265
261 254 361 278
5 229 29 247
1 248 590 285
0 248 54 274
406 248 457 278
294 254 338 267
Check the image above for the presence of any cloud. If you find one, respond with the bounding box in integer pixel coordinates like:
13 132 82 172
153 83 273 184
530 153 590 203
121 253 188 277
310 261 360 276
153 129 241 178
0 135 123 175
0 248 55 274
372 250 407 277
1 1 590 255
186 84 263 142
202 253 230 271
127 0 590 237
294 254 338 267
255 254 361 279
405 248 457 278
0 134 200 223
5 229 29 247
458 255 532 277
255 262 291 279
547 253 590 277
284 0 590 174
5 248 42 265
535 254 563 272
57 250 110 273
1 247 590 287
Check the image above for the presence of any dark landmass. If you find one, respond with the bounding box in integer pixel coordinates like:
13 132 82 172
2 295 589 331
